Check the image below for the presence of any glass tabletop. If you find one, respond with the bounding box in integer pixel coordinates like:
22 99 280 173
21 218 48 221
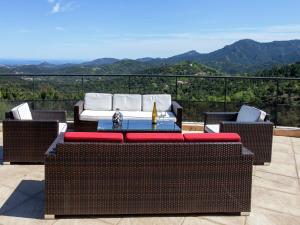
97 119 181 133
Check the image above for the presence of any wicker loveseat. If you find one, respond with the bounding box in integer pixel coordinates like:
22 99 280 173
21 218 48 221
74 93 183 131
45 132 253 218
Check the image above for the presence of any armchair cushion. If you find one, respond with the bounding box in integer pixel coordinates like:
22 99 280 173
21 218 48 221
142 94 172 112
205 124 220 133
126 133 184 142
237 105 266 122
11 103 32 120
184 133 241 142
113 94 142 111
64 132 123 143
59 123 68 134
84 93 112 111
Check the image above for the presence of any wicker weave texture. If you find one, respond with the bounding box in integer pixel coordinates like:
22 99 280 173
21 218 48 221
45 140 253 216
204 112 273 164
3 110 66 163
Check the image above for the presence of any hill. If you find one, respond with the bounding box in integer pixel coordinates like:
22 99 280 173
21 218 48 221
255 61 300 78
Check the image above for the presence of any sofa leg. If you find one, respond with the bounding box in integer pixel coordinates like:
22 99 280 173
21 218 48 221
3 162 11 165
241 212 250 216
44 214 55 220
264 162 271 166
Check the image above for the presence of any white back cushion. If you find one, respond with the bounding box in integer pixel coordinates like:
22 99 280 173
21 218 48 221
113 94 142 111
11 103 32 120
142 94 172 112
236 105 265 122
84 93 112 111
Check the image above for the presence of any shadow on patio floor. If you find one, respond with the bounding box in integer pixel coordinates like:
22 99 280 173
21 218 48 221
0 180 45 219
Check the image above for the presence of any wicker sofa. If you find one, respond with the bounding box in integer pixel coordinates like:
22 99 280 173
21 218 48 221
204 105 274 165
45 132 253 218
3 103 67 163
74 93 183 131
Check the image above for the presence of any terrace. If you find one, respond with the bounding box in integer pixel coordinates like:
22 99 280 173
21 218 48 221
0 74 300 224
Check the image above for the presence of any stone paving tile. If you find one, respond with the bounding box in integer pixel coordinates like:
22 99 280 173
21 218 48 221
255 161 298 178
273 136 292 144
253 170 300 195
117 217 184 225
50 218 110 225
293 143 300 155
0 165 44 194
182 217 227 225
201 215 246 225
272 142 294 154
245 207 300 225
295 154 300 179
271 150 296 165
252 185 300 217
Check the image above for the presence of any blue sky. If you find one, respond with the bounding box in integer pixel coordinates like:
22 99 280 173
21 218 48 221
1 0 300 60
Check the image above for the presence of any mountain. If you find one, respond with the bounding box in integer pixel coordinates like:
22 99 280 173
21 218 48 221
198 39 300 73
142 39 300 73
82 58 119 66
2 39 300 74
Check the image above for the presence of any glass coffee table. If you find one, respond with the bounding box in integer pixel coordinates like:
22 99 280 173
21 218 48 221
97 119 181 133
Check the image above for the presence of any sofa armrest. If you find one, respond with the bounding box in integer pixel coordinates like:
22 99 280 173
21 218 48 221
204 112 238 126
45 133 64 157
221 121 274 164
171 101 183 128
32 110 67 122
74 100 84 122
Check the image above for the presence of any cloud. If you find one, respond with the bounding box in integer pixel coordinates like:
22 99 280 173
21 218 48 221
55 26 65 31
51 3 60 14
48 0 78 14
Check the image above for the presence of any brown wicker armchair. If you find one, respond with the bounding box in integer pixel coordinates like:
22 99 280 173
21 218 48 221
3 109 67 164
204 112 273 165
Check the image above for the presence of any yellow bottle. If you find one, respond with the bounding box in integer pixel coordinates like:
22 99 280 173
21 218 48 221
152 102 157 124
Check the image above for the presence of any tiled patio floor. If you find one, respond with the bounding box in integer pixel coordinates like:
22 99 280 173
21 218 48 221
0 134 300 225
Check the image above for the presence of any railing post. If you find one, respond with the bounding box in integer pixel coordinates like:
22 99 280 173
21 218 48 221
81 75 84 94
224 77 227 112
128 76 131 94
275 79 279 127
32 75 35 110
175 76 178 101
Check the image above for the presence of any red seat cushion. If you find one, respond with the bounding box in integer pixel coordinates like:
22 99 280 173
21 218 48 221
126 133 184 142
64 132 123 143
184 133 241 142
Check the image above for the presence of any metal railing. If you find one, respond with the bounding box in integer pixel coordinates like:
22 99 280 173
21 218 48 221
0 74 299 127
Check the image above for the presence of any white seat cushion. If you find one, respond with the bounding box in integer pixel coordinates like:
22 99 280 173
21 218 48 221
84 93 112 111
237 105 266 122
58 123 67 134
11 103 32 120
113 94 142 111
80 110 177 122
142 94 172 112
205 124 220 133
80 110 115 121
122 111 177 122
